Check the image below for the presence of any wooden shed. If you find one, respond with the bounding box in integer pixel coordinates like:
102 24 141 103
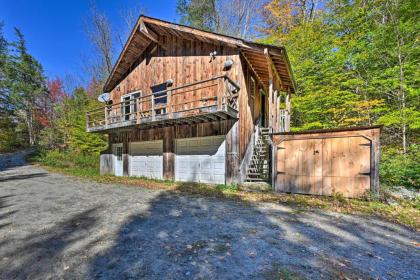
271 126 381 198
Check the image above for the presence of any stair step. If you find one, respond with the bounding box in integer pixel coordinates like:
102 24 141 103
246 174 269 178
247 173 269 176
245 128 272 183
246 177 268 182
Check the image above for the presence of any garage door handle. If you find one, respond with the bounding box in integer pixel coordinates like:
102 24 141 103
359 172 371 176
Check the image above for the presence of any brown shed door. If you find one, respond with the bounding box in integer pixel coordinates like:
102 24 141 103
276 137 371 197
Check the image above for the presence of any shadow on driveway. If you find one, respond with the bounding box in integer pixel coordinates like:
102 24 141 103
0 173 48 182
0 206 103 280
85 189 418 279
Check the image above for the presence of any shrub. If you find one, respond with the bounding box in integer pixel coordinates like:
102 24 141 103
34 149 99 170
35 150 67 167
380 144 419 189
73 153 99 169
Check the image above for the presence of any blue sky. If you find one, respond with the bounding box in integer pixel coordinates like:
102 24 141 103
0 0 178 85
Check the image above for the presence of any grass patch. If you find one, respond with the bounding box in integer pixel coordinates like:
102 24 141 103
30 152 419 231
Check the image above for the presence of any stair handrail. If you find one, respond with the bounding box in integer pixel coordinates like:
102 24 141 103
238 123 260 183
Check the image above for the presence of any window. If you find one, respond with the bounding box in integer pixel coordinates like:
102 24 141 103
116 146 123 161
121 91 141 121
151 83 168 115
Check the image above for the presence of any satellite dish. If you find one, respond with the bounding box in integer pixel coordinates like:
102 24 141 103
98 92 110 103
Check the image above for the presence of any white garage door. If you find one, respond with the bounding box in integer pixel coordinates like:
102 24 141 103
130 140 163 179
175 136 226 184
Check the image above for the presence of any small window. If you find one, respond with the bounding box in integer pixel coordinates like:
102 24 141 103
117 146 123 161
151 83 168 115
151 83 167 105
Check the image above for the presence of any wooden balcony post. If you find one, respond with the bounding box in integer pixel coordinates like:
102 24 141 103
104 106 108 128
268 79 274 128
167 88 173 118
285 90 291 132
136 98 141 124
276 94 280 132
151 94 155 121
217 77 223 111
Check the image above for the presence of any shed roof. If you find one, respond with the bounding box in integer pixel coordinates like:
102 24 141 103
271 125 383 135
103 15 296 93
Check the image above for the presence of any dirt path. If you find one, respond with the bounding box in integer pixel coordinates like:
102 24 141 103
0 152 419 279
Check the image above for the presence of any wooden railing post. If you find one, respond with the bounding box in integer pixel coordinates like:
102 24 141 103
268 79 274 128
285 91 291 132
217 77 223 111
167 88 173 118
151 94 155 121
136 98 140 124
104 106 108 128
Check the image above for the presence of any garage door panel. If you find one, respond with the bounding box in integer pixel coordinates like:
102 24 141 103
175 136 226 184
130 140 163 179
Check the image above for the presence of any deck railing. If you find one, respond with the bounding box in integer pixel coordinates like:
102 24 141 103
86 75 240 131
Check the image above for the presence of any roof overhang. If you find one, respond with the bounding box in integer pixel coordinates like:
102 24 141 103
103 15 296 93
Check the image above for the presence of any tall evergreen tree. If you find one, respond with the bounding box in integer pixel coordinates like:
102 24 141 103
0 22 18 151
7 28 47 146
177 0 219 31
0 22 9 117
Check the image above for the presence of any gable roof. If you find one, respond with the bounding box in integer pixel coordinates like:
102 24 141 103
103 15 296 93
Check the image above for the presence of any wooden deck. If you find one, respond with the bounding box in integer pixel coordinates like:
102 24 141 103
86 75 239 133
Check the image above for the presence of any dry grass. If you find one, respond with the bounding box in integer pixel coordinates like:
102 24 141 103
38 164 420 231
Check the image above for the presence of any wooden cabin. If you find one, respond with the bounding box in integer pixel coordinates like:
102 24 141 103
86 15 296 185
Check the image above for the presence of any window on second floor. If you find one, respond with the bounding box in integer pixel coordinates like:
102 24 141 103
121 91 141 121
151 82 168 115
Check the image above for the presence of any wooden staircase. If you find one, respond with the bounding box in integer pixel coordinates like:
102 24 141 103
246 127 271 182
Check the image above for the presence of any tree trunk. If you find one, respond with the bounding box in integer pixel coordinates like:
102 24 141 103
26 109 35 146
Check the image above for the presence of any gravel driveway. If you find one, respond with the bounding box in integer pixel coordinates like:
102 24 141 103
0 152 419 280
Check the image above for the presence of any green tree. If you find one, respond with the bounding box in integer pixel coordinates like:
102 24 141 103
0 23 23 151
261 0 418 147
176 0 261 38
328 0 419 152
177 0 219 31
0 22 9 116
56 87 106 154
6 28 47 146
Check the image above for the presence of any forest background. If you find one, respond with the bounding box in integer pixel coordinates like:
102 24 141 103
0 0 418 189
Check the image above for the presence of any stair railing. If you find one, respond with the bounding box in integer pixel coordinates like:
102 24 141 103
239 123 260 183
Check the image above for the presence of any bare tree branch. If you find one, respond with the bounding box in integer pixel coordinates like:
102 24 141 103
84 3 114 81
